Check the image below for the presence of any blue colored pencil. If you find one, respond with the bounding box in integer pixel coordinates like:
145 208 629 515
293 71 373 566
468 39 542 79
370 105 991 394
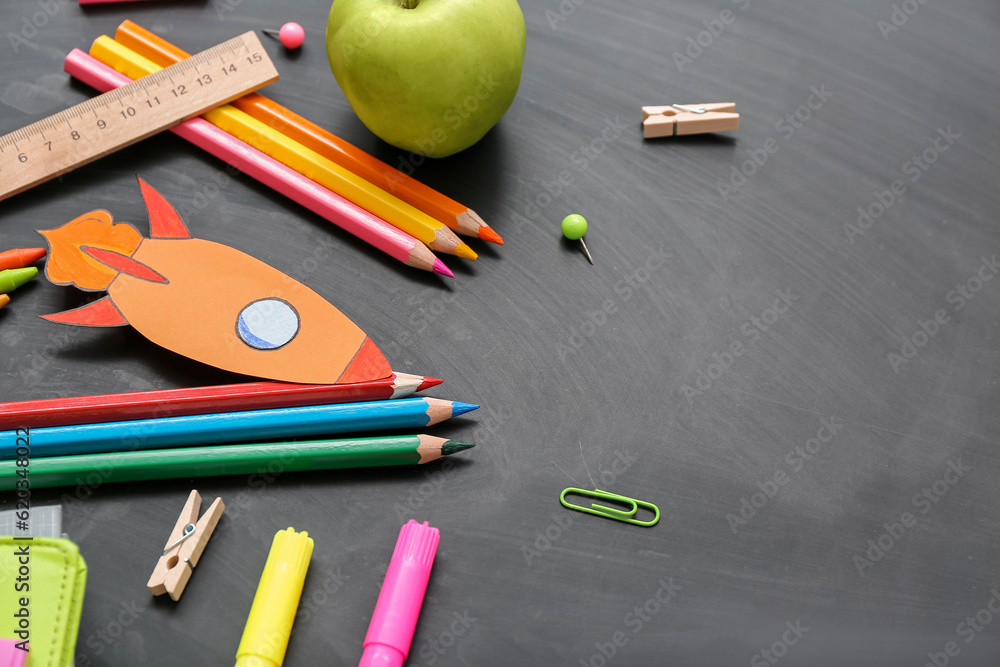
1 397 477 459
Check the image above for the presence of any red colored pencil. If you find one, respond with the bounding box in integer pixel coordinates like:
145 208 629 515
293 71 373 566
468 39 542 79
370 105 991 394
0 373 442 429
0 248 46 271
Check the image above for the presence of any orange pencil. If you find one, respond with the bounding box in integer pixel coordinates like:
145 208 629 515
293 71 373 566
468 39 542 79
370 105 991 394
113 20 503 245
0 247 46 271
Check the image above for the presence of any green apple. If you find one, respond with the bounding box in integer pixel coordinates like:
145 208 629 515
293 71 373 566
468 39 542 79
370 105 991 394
326 0 526 158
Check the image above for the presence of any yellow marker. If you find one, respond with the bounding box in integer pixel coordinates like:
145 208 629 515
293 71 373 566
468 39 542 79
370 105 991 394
236 527 314 667
89 36 477 261
0 294 9 310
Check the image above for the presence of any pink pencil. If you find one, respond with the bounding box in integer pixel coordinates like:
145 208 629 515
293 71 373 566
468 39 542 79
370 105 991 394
62 50 452 277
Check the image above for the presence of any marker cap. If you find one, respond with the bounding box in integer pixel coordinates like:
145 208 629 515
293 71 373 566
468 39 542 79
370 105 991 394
360 520 440 667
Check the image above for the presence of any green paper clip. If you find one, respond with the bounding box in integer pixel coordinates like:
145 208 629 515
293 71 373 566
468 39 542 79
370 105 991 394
560 488 660 527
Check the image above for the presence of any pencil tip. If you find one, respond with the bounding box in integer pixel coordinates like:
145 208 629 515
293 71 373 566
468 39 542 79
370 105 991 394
441 439 476 455
453 243 478 261
432 258 455 278
1 267 38 291
451 401 479 417
23 248 48 264
417 376 444 391
477 227 504 245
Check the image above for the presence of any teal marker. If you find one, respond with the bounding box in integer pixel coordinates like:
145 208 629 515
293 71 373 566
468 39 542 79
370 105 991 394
561 214 593 264
0 267 38 293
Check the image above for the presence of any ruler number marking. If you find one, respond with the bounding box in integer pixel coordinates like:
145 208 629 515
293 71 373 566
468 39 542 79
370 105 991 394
0 32 275 200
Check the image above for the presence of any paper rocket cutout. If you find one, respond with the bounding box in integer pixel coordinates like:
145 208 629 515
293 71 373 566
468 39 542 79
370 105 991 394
38 177 392 384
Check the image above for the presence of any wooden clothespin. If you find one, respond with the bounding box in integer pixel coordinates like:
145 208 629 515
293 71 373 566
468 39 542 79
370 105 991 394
641 103 739 138
147 490 224 601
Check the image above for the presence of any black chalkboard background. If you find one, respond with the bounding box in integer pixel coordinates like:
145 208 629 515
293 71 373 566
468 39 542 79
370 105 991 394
1 0 998 665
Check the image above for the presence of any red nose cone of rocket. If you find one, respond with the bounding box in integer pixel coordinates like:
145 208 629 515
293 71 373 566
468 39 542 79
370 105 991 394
338 337 392 384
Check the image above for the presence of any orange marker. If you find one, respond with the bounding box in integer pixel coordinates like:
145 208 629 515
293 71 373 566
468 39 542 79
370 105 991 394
0 247 46 271
39 178 392 385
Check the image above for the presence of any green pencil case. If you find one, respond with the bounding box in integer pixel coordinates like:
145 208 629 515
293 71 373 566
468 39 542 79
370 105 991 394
0 537 87 667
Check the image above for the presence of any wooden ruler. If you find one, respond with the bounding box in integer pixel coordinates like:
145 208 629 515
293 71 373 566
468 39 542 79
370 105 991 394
0 31 278 202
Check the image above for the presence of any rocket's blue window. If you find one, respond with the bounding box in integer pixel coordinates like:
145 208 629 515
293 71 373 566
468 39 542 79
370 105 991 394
236 298 300 350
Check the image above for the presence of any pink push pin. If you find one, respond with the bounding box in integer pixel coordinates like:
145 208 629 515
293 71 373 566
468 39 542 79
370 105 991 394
262 22 305 49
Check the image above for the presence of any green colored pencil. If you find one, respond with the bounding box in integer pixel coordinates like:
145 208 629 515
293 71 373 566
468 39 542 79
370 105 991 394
1 434 473 490
0 267 37 293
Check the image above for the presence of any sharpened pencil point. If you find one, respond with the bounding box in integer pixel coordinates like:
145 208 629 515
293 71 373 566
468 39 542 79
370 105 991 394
441 439 475 455
477 227 504 245
24 247 47 263
0 267 38 293
451 402 479 417
432 258 455 278
453 243 478 261
0 247 47 270
417 376 443 391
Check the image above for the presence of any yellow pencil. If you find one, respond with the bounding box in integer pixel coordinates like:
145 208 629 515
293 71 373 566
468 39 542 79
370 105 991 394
88 36 477 260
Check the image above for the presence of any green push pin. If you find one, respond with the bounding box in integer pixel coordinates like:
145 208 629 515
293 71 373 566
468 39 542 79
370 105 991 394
561 214 593 265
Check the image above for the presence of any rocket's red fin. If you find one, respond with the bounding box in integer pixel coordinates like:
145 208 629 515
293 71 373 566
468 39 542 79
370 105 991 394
41 296 128 327
138 177 190 239
82 246 168 284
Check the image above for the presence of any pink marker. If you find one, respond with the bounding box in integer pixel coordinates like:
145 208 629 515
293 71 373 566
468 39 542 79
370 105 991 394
360 520 440 667
0 638 27 667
